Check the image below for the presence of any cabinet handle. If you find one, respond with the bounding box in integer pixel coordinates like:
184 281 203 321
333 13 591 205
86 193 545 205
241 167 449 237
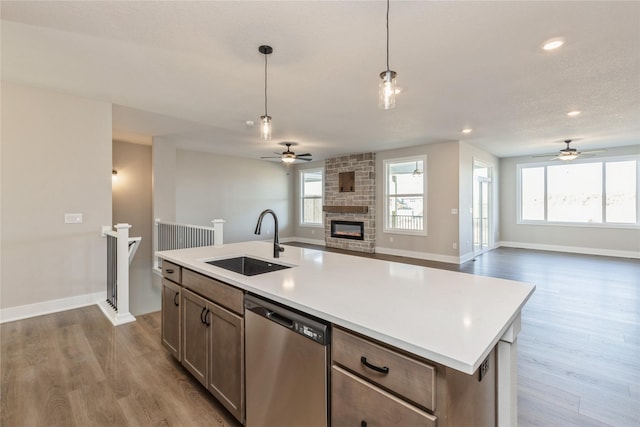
200 307 207 324
361 421 367 427
204 309 211 327
360 356 389 374
165 269 174 274
173 292 179 306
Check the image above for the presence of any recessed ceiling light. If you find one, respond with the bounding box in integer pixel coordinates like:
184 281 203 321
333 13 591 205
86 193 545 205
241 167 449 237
542 37 565 51
567 110 581 117
462 128 472 134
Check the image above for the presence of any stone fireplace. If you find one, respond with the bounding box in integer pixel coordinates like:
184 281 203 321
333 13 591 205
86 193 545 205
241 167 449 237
323 153 375 253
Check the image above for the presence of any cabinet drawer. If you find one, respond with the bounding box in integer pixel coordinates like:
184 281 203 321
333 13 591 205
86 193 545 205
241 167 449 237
162 261 182 284
182 269 243 315
332 366 436 427
332 327 436 411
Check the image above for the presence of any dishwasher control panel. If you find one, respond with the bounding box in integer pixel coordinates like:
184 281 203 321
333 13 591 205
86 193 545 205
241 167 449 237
294 322 326 345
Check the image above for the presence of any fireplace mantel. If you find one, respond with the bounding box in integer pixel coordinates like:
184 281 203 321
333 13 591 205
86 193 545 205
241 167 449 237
323 205 369 214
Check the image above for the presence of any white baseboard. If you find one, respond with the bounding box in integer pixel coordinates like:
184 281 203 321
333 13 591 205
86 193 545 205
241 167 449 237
96 300 136 326
375 246 461 264
288 237 326 246
498 241 640 259
0 291 106 324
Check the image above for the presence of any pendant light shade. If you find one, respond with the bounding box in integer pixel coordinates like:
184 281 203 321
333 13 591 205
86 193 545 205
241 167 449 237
260 115 272 140
379 0 398 110
259 45 273 140
379 70 398 109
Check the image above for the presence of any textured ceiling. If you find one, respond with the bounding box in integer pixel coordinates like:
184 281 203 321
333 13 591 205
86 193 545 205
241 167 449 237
2 1 639 161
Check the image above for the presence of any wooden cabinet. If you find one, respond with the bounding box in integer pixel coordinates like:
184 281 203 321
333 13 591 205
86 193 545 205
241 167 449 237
208 303 244 422
180 285 245 424
161 278 182 361
332 366 437 427
332 327 496 427
161 261 183 362
181 289 210 386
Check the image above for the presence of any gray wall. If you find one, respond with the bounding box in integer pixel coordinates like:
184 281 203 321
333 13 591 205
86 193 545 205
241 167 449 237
500 145 640 257
1 82 112 314
293 160 326 243
375 141 461 262
459 142 500 261
112 140 156 315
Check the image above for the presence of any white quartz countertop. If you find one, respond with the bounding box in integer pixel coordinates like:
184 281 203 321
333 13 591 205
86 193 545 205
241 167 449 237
157 241 535 374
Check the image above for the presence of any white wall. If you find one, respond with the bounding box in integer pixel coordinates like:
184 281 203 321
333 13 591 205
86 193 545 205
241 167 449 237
152 144 294 244
1 82 112 319
112 140 157 315
500 145 640 257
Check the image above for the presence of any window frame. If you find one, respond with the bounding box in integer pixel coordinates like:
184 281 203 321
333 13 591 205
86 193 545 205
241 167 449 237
299 167 324 227
516 155 639 229
383 155 427 236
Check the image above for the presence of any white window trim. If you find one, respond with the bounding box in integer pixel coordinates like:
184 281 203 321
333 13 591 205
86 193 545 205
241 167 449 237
299 167 324 228
516 155 640 229
383 155 427 236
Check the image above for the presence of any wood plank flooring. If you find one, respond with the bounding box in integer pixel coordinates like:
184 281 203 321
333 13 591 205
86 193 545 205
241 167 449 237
1 246 638 426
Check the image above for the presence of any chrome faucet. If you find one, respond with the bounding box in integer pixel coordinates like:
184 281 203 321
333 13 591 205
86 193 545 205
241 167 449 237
255 209 285 258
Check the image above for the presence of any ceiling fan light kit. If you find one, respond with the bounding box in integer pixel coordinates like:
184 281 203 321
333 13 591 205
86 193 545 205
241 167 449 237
379 0 398 110
259 44 273 140
261 142 313 164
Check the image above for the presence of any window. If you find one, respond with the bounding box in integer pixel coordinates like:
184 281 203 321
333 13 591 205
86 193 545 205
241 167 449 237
300 168 323 226
518 157 638 226
384 156 426 234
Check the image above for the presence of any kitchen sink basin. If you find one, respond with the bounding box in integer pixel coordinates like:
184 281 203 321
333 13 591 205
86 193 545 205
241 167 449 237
206 256 291 276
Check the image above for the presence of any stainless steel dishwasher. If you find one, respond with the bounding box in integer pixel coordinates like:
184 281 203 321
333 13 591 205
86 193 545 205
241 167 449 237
245 294 330 427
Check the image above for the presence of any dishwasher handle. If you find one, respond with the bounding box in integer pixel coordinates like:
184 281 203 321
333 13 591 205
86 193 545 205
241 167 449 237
267 310 294 329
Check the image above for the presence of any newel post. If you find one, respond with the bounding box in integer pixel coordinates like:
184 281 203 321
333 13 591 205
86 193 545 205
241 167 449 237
115 223 135 324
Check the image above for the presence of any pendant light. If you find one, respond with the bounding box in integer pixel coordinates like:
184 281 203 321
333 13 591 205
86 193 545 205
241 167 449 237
259 45 273 140
379 0 398 109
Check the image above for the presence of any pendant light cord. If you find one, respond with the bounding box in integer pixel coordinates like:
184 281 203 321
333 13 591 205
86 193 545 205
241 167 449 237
386 0 390 72
264 52 268 116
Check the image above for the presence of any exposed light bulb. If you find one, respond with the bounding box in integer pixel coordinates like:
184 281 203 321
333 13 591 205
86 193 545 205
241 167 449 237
260 115 272 140
379 70 398 110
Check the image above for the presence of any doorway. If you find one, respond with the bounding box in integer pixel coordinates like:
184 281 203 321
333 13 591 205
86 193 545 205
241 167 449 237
473 161 493 255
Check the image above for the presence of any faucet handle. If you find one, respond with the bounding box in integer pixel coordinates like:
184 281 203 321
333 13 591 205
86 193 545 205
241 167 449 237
278 245 285 253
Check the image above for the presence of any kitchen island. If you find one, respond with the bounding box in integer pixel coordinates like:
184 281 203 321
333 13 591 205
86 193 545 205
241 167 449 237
158 241 535 426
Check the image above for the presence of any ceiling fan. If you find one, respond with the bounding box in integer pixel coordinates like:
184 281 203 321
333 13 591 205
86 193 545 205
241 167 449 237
532 139 605 161
261 142 312 163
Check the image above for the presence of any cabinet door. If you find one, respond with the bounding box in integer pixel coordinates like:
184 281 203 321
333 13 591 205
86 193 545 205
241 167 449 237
182 289 209 387
161 279 182 361
208 304 245 424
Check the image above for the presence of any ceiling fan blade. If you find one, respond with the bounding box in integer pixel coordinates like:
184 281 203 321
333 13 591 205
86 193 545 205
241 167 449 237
581 150 606 154
261 156 281 159
531 153 556 158
296 153 312 157
297 157 313 161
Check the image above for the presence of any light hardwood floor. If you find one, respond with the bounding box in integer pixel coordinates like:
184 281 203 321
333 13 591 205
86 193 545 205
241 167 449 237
1 246 638 426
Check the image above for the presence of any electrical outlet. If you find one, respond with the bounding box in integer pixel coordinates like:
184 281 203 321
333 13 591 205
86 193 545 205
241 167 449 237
389 236 394 243
479 357 490 381
311 229 315 235
452 242 457 249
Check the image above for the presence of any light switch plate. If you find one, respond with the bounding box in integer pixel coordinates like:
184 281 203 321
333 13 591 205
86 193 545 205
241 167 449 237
451 208 458 215
65 213 83 224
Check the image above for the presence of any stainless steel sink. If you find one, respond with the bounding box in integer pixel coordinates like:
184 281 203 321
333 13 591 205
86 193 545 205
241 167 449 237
206 256 291 276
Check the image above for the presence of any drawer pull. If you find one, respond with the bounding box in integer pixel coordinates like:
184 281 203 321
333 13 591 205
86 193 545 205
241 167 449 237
173 292 179 306
165 269 174 274
361 421 367 427
361 356 389 374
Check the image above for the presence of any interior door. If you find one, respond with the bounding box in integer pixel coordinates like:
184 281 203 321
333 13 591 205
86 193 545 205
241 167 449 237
473 162 493 255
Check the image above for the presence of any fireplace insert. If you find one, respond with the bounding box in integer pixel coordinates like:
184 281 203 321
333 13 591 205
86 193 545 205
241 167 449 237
330 220 364 240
